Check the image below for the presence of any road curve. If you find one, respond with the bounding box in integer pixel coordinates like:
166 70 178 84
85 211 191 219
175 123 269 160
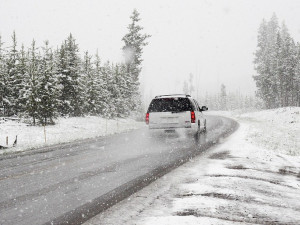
0 116 238 225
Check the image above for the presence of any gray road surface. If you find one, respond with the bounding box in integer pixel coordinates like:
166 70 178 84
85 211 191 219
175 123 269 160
0 116 237 225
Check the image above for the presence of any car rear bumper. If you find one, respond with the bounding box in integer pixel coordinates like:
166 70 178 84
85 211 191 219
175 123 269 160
148 123 197 131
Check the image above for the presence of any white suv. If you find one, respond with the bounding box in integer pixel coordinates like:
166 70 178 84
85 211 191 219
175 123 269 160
145 94 208 134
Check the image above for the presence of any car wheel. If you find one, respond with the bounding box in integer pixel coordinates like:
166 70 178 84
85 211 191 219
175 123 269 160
194 121 201 139
203 119 207 132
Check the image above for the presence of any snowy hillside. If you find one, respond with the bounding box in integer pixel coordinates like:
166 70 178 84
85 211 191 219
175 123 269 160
238 107 300 156
85 107 300 225
206 107 300 156
0 116 145 154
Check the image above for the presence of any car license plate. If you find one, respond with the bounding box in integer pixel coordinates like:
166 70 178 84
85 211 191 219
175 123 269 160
162 117 176 123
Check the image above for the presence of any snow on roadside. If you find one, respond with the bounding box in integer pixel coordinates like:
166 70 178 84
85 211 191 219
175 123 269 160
208 107 300 156
238 107 300 156
85 107 300 225
0 116 145 155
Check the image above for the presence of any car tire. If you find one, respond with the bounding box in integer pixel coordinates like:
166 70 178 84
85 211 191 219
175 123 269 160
203 119 207 133
194 121 201 139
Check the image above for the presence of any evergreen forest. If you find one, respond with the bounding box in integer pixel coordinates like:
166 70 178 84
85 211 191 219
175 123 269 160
0 9 150 125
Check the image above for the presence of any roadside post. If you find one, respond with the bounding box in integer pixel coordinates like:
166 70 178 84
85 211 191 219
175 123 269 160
44 124 47 143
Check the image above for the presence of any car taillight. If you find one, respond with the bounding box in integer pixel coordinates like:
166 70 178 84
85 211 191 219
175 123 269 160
146 113 149 124
191 111 195 123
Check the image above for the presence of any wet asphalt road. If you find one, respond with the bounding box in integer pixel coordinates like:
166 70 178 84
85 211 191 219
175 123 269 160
0 116 237 225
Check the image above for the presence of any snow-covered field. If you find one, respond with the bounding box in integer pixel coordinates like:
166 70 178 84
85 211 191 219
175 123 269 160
0 116 145 155
85 107 300 225
209 107 300 156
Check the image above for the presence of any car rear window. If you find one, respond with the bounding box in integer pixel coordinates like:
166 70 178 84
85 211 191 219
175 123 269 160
147 98 193 112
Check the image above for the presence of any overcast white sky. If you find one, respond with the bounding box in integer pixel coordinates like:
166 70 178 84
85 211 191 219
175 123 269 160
1 0 300 102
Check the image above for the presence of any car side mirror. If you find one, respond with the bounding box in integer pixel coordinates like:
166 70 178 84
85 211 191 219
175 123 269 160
201 106 208 111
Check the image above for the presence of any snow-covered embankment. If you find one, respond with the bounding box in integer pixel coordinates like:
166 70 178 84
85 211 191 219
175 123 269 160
0 116 145 154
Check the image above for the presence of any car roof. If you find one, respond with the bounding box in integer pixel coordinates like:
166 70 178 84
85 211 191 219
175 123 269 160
154 94 191 99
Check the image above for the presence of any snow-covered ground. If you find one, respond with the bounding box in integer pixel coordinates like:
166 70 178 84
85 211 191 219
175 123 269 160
85 107 300 225
0 116 144 155
209 107 300 156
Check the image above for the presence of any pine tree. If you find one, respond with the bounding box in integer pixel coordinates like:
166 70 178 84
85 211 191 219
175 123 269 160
58 34 84 116
280 23 297 106
254 19 268 107
110 63 121 118
94 51 109 115
102 61 116 118
26 40 40 125
17 44 30 115
82 51 97 115
275 31 284 107
112 63 128 117
0 35 7 116
295 43 300 106
5 31 19 116
37 41 59 125
183 81 189 94
119 63 131 116
122 9 150 113
188 73 195 95
220 84 227 110
254 14 280 108
267 14 280 108
56 43 68 115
